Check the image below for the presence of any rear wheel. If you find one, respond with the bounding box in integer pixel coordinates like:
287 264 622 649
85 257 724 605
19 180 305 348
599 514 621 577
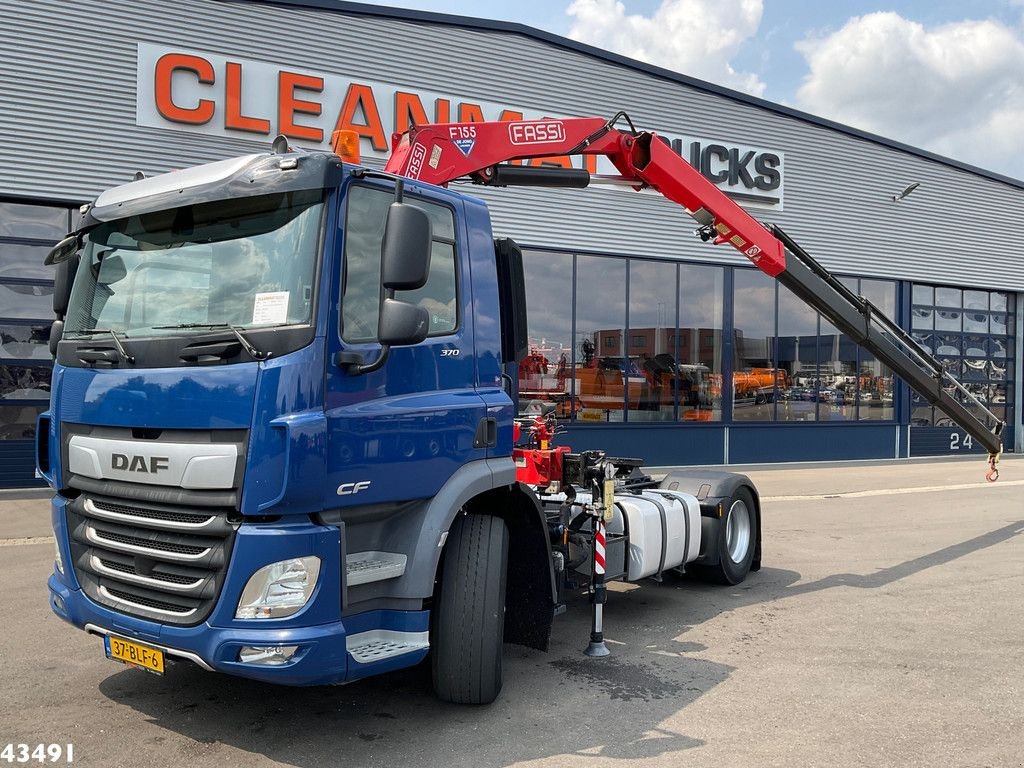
693 486 757 585
431 513 509 704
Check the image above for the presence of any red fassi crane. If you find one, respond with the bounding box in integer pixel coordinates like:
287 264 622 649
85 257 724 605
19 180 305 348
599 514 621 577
376 113 1005 479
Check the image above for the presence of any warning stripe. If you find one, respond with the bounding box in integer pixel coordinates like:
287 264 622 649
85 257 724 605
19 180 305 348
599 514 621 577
594 520 606 574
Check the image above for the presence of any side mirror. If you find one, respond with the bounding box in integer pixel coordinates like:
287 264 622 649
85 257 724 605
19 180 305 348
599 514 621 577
53 255 79 317
379 298 429 346
381 202 431 290
44 233 81 266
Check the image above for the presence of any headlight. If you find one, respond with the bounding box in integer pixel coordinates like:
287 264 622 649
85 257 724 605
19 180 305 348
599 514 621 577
235 556 320 619
54 540 64 575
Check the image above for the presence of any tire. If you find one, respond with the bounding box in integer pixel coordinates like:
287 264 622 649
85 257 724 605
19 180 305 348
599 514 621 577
431 513 509 705
693 486 758 585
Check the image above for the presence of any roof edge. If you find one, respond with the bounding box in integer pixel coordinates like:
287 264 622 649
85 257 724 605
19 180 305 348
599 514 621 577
223 0 1024 191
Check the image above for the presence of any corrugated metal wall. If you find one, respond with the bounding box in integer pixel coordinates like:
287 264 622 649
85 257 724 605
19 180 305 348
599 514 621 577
2 0 1023 289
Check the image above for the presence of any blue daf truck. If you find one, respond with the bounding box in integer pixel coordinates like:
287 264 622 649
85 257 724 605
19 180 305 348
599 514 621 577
39 117 1003 704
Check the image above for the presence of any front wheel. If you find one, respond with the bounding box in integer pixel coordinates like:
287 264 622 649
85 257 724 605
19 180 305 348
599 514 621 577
692 487 758 585
431 513 509 704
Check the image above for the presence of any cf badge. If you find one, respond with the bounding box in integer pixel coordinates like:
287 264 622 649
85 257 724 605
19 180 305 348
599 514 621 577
337 481 372 496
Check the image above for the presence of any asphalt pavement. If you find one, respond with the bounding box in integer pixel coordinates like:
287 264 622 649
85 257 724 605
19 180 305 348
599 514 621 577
1 456 1021 768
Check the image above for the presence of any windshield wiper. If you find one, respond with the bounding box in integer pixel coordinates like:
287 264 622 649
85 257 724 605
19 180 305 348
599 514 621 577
68 328 135 364
152 323 271 360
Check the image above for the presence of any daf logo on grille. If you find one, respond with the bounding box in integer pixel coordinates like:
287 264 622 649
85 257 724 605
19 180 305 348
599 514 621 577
112 453 170 474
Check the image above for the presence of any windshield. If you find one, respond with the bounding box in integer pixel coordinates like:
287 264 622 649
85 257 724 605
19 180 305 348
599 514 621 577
64 190 324 337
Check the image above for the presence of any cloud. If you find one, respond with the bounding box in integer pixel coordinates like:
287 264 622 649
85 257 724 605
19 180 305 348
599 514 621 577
794 12 1024 178
566 0 767 96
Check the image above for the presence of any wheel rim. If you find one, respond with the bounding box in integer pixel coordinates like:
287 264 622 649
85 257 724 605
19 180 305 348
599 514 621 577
726 499 751 564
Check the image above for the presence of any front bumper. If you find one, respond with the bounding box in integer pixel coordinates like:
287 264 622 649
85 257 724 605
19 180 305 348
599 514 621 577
49 498 428 686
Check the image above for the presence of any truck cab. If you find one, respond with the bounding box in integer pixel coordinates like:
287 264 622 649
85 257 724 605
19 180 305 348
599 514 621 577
41 148 553 697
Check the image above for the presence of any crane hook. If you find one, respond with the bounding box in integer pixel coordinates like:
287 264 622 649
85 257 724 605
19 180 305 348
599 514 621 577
986 454 999 483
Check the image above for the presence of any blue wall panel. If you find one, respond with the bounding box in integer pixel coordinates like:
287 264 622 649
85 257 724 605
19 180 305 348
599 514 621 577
560 424 725 466
0 440 45 488
728 423 896 464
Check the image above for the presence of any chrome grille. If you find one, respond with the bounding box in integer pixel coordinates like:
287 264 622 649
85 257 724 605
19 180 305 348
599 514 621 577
67 494 235 625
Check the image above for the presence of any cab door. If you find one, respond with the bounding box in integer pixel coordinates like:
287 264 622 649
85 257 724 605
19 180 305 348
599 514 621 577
323 179 486 508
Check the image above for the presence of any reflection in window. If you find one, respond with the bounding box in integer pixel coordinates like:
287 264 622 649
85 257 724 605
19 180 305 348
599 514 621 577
776 285 818 422
0 201 68 240
519 250 573 418
909 283 1015 426
0 404 46 440
0 365 51 399
0 282 54 319
627 260 677 422
733 269 775 422
859 279 896 420
342 186 457 341
575 255 626 422
678 264 723 422
0 324 52 361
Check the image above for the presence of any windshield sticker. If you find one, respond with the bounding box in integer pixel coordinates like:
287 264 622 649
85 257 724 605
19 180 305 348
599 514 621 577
253 291 289 325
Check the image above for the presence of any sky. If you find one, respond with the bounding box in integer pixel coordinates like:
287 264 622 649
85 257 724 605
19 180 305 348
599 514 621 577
353 0 1024 180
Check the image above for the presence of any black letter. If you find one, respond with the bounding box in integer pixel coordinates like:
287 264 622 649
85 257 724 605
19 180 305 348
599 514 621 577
112 454 128 470
754 153 781 191
729 149 756 187
150 456 170 473
700 144 729 183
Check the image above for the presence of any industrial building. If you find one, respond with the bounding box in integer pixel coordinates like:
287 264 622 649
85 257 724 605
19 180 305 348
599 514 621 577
0 0 1019 486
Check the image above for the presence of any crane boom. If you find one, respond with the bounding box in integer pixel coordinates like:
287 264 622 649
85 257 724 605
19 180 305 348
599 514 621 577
379 114 1004 476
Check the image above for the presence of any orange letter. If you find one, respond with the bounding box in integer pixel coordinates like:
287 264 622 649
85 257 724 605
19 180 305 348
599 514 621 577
434 98 451 123
458 103 485 122
278 71 324 142
154 53 215 125
334 84 387 151
395 91 429 134
225 62 270 134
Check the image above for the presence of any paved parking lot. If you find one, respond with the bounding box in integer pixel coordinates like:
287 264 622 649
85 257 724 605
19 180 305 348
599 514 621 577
1 457 1022 768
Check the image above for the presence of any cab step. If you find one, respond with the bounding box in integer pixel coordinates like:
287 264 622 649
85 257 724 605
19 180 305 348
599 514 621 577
346 551 407 586
346 629 429 664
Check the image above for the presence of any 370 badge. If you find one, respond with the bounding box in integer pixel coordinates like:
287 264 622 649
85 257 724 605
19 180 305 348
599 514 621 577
508 120 566 145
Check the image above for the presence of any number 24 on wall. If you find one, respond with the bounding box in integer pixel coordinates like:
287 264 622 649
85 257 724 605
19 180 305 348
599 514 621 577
950 432 973 451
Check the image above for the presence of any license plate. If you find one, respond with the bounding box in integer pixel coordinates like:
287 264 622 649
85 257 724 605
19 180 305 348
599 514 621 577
104 635 165 674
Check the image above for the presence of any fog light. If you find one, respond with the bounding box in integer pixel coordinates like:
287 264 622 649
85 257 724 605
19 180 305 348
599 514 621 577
238 645 299 665
236 556 321 619
53 594 66 612
54 540 64 575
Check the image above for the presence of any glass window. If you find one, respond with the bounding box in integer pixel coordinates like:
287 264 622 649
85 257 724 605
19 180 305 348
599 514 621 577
0 243 56 281
733 268 775 421
0 202 68 241
0 282 54 319
0 364 51 399
910 282 1015 430
627 260 677 422
575 255 626 422
342 186 457 341
935 287 962 308
859 279 896 420
678 264 723 422
66 191 323 337
0 404 46 440
519 250 573 418
776 285 818 422
0 324 52 361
